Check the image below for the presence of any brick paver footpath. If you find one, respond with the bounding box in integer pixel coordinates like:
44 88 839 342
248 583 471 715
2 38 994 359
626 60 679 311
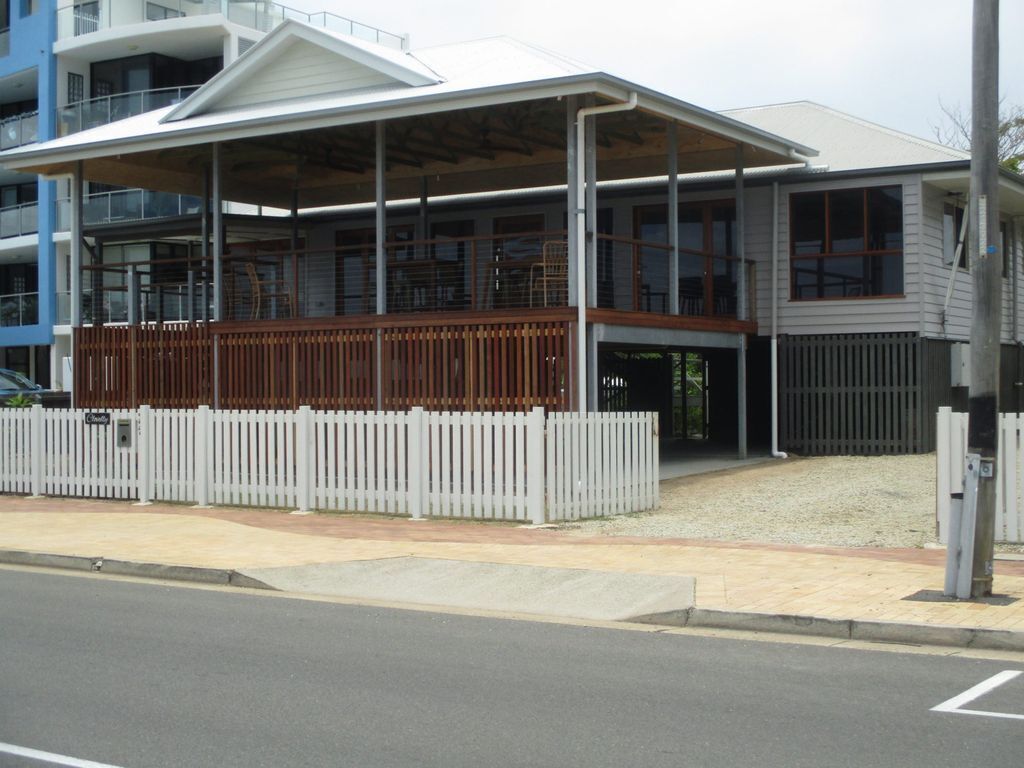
2 496 1024 637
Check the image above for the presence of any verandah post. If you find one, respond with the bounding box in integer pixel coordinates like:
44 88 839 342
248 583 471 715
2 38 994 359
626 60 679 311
408 406 424 519
527 406 545 524
29 404 43 498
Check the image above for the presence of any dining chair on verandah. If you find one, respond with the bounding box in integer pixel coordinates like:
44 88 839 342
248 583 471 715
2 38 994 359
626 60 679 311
530 240 568 307
244 261 293 320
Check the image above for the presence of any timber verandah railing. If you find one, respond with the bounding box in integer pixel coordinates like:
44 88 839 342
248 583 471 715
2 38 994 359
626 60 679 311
73 229 755 410
78 229 756 322
74 310 577 411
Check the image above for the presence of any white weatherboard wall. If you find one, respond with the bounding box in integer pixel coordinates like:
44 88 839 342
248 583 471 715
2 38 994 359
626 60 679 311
0 406 658 523
936 407 1024 544
761 174 923 337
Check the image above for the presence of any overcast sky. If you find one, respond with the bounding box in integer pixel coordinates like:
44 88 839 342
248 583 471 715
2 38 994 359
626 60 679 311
312 0 1023 145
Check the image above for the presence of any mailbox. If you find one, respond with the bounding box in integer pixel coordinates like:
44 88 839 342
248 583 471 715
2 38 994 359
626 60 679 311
115 419 133 448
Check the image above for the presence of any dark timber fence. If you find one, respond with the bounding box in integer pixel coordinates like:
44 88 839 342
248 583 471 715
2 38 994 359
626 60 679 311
778 333 953 455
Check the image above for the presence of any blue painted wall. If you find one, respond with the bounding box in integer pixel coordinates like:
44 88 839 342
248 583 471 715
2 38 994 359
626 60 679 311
0 0 57 348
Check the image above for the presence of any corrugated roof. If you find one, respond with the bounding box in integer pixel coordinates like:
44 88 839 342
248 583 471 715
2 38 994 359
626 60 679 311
0 25 814 172
722 101 968 172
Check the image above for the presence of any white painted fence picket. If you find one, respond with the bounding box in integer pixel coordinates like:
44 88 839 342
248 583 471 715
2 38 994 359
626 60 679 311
0 408 32 494
0 405 659 522
40 408 137 499
546 411 659 520
935 407 1024 544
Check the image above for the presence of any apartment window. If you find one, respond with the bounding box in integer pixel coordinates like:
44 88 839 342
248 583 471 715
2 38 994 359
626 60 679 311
0 182 37 207
790 185 903 300
67 73 84 105
146 3 183 21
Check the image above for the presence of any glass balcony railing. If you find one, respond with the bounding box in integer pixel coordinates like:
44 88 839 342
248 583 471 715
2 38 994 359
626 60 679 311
56 1 406 49
56 291 71 325
0 292 39 327
0 203 39 239
57 86 199 137
1 112 40 149
55 189 204 230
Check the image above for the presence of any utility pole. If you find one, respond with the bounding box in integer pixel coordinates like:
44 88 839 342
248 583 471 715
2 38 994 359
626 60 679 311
968 0 1001 597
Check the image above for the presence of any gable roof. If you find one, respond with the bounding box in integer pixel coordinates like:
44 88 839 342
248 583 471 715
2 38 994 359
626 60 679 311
165 20 441 121
1 30 814 173
723 101 969 172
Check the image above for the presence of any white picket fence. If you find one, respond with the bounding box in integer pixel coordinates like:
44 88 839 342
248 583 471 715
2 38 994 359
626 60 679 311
936 407 1024 544
0 406 659 523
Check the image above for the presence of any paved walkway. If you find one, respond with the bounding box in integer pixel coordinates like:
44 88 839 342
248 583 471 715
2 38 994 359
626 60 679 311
2 496 1024 635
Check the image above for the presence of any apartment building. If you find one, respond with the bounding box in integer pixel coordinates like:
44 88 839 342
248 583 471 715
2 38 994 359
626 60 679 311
1 0 402 389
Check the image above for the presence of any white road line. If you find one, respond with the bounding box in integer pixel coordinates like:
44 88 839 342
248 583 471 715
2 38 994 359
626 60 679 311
931 669 1024 719
0 741 125 768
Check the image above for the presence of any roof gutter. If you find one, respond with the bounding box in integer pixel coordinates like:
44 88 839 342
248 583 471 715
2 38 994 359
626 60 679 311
575 91 638 412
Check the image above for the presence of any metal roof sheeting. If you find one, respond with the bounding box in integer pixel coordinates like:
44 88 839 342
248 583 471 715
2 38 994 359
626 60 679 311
723 101 969 172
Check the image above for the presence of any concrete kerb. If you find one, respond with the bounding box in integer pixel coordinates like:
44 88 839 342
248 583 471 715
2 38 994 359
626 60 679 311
629 606 1024 652
0 549 273 591
3 548 1023 651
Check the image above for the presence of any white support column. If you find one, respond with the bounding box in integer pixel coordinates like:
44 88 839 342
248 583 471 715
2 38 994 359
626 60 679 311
70 163 82 328
668 122 680 315
566 96 579 307
527 406 545 525
408 406 424 519
584 110 599 411
735 145 746 322
735 145 747 460
418 176 429 244
375 121 387 315
212 142 224 322
375 122 386 410
585 108 597 308
29 404 43 498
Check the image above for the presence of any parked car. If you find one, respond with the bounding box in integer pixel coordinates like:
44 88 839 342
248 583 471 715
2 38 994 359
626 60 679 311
0 368 44 400
0 368 73 408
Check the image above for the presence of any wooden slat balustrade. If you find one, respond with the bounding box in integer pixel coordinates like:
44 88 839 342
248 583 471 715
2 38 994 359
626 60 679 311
72 310 575 412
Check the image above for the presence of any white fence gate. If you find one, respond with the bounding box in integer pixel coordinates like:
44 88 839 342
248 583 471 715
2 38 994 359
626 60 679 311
1 406 659 523
936 407 1024 544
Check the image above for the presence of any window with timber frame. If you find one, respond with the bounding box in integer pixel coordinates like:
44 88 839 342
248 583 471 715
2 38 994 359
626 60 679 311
790 185 903 300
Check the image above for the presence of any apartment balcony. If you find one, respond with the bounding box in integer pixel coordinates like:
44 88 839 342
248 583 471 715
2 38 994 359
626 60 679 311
0 202 38 239
55 188 204 230
0 292 39 327
56 0 406 49
0 112 39 150
57 86 199 137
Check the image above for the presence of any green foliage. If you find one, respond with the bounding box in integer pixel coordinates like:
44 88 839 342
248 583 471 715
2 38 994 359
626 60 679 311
4 394 35 408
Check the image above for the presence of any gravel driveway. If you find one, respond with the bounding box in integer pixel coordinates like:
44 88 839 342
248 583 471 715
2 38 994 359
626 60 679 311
563 454 941 548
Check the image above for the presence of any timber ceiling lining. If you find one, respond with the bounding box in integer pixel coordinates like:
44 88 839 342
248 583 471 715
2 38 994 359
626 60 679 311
75 97 784 209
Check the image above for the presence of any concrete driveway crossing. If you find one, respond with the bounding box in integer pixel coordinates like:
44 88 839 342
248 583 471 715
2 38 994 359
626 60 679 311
2 496 1024 646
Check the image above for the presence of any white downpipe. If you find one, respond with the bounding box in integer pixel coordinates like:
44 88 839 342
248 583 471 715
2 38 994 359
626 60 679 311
575 92 638 412
770 181 787 459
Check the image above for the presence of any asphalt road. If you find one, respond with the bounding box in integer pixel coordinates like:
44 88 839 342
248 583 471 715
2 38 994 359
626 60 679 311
0 568 1022 768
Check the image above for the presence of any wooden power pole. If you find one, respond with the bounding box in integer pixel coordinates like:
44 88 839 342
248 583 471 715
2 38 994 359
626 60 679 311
968 0 1001 598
